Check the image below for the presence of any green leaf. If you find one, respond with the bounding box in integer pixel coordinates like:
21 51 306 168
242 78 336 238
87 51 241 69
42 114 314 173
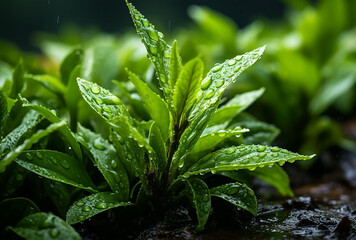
209 88 265 126
60 48 84 84
0 110 41 158
126 69 171 141
77 78 131 122
76 124 129 200
81 45 119 88
168 40 182 93
15 150 97 192
21 101 82 160
149 122 167 175
126 1 172 102
65 65 82 130
172 57 204 126
0 197 39 231
66 192 132 224
9 59 25 99
171 47 266 179
210 182 257 216
236 119 280 145
44 180 74 217
251 165 293 197
185 178 211 231
10 212 81 240
0 164 28 197
0 89 7 134
310 74 356 115
25 74 66 95
187 127 248 166
183 145 314 178
111 115 155 167
0 121 65 173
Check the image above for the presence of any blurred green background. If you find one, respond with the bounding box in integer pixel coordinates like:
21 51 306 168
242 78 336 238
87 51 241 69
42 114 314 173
0 0 286 50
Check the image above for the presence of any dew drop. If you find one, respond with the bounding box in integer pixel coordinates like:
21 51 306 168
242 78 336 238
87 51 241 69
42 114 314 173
203 206 210 213
91 86 100 94
148 30 159 41
225 147 235 154
142 19 149 27
234 66 241 72
82 206 91 212
258 153 267 158
257 146 266 152
103 106 111 113
50 156 57 164
49 228 60 238
102 89 108 94
134 15 140 20
178 161 184 168
217 130 226 137
281 149 289 154
95 97 103 105
95 202 108 209
216 80 224 88
271 147 280 152
149 46 158 55
248 189 254 196
159 74 167 83
211 65 223 72
278 160 285 166
103 96 121 105
228 187 238 195
59 160 70 169
158 32 164 38
111 160 117 169
235 55 242 61
75 201 84 207
216 74 221 79
272 153 279 157
228 59 236 66
211 169 217 174
204 90 215 99
201 77 212 90
164 51 170 58
94 139 106 150
26 153 33 160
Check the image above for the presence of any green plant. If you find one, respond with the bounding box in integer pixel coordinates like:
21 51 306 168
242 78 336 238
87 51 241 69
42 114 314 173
0 1 315 238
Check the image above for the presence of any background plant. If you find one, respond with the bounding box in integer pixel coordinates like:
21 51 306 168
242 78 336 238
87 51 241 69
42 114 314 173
0 1 324 239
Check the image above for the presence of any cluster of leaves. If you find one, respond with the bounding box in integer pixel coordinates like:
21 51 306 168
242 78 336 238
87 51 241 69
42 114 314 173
175 0 356 158
0 1 314 239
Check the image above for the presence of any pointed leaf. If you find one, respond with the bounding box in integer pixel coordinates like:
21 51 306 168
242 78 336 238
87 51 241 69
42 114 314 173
111 115 155 167
60 48 84 84
172 57 203 125
183 145 314 178
169 40 182 91
209 88 265 126
10 212 81 240
0 197 39 231
76 124 129 200
15 150 97 192
25 74 66 95
9 59 25 99
21 101 82 160
251 165 293 197
77 78 131 122
127 69 170 140
185 178 211 231
66 192 132 224
0 122 65 173
210 182 257 215
65 65 82 130
0 110 42 157
171 47 266 179
126 1 172 102
149 122 167 174
187 127 249 165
